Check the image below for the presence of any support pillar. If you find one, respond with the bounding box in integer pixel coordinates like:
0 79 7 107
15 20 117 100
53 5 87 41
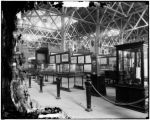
95 3 100 75
61 7 66 52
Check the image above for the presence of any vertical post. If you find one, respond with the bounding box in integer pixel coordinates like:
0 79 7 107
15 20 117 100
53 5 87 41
116 49 119 84
95 3 100 76
56 77 61 99
68 77 71 92
53 75 54 83
61 7 66 52
29 75 31 88
141 46 144 87
39 75 43 92
45 75 48 82
85 74 92 112
74 76 76 86
82 76 83 88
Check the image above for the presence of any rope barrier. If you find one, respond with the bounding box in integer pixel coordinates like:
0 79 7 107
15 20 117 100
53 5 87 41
90 83 148 106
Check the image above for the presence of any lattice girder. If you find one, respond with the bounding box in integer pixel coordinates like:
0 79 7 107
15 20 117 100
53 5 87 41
17 2 148 49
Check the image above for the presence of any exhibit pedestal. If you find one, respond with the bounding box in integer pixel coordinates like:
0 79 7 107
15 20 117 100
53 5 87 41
91 74 106 97
116 85 148 113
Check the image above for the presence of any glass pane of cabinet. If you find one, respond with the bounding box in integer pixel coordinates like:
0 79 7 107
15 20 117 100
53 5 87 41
144 45 148 86
116 42 148 87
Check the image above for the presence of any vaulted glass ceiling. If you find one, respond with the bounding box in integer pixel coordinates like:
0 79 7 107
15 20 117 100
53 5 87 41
16 2 148 51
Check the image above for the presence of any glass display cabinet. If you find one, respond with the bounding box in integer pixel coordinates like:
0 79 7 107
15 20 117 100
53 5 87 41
55 52 87 91
98 55 117 86
115 41 148 112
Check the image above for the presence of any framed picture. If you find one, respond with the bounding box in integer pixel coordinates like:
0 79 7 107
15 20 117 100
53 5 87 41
60 64 62 72
98 57 107 65
62 64 69 72
71 56 77 63
62 54 69 62
85 55 91 63
109 57 116 65
56 55 60 63
70 64 76 72
84 64 91 72
76 64 84 72
57 65 60 72
78 56 84 63
50 55 55 64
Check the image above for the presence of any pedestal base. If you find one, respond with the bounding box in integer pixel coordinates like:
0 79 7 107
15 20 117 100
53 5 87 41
56 97 61 99
85 108 92 112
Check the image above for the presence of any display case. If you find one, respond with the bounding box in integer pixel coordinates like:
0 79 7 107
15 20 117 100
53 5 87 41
36 47 48 64
97 55 117 86
55 52 92 91
98 55 116 74
115 41 148 112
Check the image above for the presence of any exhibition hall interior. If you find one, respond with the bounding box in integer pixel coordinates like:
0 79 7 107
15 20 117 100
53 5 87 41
1 1 149 119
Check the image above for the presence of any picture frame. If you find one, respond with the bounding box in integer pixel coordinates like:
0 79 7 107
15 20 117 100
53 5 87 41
50 55 55 64
56 55 60 63
78 56 84 63
84 64 91 72
62 53 69 62
71 56 77 63
85 55 91 63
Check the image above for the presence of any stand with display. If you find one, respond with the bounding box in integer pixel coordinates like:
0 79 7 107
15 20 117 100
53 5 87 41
73 54 92 90
98 55 117 86
48 51 93 92
115 41 148 112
